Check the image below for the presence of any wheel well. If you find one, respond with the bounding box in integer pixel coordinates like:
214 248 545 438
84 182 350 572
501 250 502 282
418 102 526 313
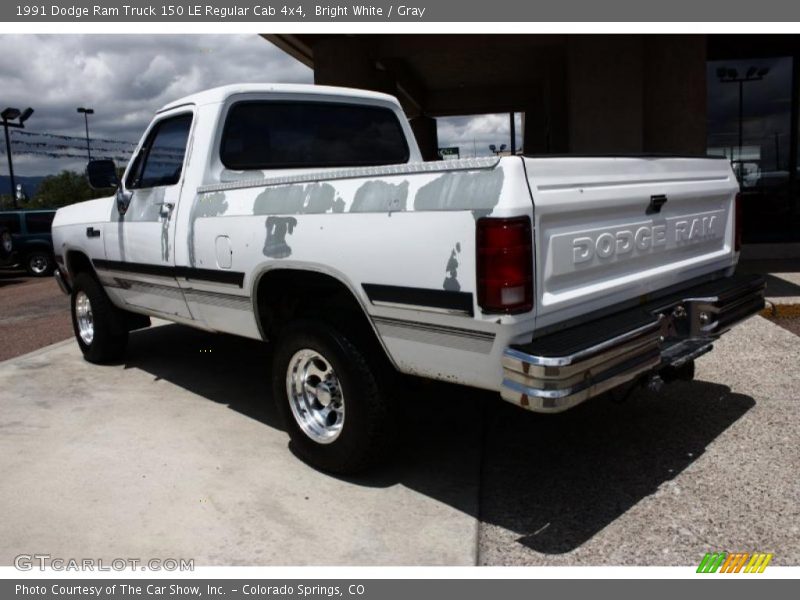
65 250 94 279
255 269 394 369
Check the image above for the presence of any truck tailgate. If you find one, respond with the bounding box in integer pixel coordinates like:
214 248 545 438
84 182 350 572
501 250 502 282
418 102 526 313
523 156 739 328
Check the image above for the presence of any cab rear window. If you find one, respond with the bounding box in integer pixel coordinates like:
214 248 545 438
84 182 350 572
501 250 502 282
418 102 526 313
220 101 410 170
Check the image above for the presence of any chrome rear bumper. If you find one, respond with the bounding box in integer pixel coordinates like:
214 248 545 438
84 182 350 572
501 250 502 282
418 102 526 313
501 274 765 412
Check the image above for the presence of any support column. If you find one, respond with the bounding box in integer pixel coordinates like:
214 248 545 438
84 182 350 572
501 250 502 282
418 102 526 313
522 57 568 156
643 36 707 154
409 116 439 161
522 93 548 155
312 37 394 95
566 35 644 153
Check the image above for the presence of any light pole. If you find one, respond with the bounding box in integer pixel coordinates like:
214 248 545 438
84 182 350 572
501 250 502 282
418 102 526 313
717 66 770 178
77 107 94 160
1 106 34 209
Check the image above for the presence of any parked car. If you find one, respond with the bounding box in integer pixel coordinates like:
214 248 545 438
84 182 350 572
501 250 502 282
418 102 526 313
51 84 764 473
0 209 57 276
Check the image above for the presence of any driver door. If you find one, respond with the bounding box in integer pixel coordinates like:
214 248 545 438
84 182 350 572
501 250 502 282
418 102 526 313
101 110 194 319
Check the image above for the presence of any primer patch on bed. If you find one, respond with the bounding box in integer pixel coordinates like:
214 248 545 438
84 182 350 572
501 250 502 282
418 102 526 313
443 242 462 292
253 182 341 215
414 169 504 211
349 180 410 213
264 216 298 258
189 191 228 267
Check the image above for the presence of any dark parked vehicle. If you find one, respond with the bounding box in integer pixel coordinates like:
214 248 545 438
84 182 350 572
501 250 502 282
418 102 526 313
0 210 57 276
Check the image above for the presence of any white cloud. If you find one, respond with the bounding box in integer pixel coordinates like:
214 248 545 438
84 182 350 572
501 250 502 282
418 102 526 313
437 113 524 157
0 34 520 180
0 34 312 176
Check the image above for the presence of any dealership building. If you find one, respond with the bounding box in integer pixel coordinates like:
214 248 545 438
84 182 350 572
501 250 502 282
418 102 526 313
267 34 800 245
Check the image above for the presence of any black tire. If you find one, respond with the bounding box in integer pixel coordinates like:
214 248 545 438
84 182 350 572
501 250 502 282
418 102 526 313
25 250 54 277
662 359 696 383
0 229 12 260
70 272 128 363
271 319 397 474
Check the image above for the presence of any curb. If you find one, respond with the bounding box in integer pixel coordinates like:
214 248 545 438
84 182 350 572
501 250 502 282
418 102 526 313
761 299 800 318
0 337 75 367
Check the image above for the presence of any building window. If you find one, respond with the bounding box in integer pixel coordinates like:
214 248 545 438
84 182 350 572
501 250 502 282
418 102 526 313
707 56 796 243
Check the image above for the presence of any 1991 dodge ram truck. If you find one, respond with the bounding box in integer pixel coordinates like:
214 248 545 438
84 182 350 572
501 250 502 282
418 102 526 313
52 83 765 473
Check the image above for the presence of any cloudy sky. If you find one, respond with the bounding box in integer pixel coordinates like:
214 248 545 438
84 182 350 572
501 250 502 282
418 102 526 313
0 34 519 179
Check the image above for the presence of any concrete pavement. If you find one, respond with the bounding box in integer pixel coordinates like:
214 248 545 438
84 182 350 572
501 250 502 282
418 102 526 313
0 315 797 566
0 325 481 566
478 315 800 565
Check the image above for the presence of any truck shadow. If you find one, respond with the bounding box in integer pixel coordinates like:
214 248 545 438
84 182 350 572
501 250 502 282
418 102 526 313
125 323 755 558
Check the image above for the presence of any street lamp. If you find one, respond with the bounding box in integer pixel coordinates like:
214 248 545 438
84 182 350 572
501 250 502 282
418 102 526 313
1 106 34 209
717 66 770 179
77 107 94 160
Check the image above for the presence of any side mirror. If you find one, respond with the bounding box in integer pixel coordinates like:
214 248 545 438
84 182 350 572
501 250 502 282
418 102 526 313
86 159 119 190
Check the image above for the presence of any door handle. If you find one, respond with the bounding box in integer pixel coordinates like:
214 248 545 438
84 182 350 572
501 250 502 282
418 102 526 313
157 202 175 219
86 227 101 238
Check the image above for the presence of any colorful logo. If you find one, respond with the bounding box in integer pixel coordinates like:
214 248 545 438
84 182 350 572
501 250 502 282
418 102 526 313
697 552 773 573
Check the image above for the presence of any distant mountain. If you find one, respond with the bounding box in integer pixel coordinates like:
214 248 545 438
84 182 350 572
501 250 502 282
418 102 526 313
0 175 47 197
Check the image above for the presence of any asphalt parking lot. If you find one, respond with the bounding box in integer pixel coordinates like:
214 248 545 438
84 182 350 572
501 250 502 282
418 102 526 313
0 272 798 566
0 270 71 361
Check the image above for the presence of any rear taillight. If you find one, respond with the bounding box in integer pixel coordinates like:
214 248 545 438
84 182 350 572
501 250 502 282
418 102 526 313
734 192 743 252
476 216 533 314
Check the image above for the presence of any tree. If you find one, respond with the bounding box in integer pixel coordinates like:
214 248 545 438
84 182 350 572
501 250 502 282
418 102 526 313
29 170 111 209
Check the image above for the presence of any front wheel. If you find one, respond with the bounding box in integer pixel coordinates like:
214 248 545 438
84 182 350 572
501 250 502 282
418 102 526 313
272 320 397 474
70 273 128 363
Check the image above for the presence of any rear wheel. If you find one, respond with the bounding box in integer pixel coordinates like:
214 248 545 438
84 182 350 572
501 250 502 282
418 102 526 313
25 250 53 277
272 319 397 474
0 229 12 259
70 273 128 363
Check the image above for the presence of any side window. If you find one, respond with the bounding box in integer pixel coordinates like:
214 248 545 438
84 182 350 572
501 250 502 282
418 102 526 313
24 212 55 234
126 113 192 189
0 214 21 234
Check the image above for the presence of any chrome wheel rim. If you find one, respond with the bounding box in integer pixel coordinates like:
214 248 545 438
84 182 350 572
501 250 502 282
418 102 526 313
29 255 48 275
286 349 345 444
75 291 94 345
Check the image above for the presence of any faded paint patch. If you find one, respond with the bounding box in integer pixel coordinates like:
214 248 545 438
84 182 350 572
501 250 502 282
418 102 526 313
253 182 340 215
264 216 297 258
349 180 410 213
161 214 170 261
117 220 125 262
124 187 165 222
414 169 504 211
189 191 228 267
443 242 462 292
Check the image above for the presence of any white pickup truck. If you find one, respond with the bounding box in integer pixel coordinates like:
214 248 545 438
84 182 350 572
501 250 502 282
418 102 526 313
52 83 765 473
